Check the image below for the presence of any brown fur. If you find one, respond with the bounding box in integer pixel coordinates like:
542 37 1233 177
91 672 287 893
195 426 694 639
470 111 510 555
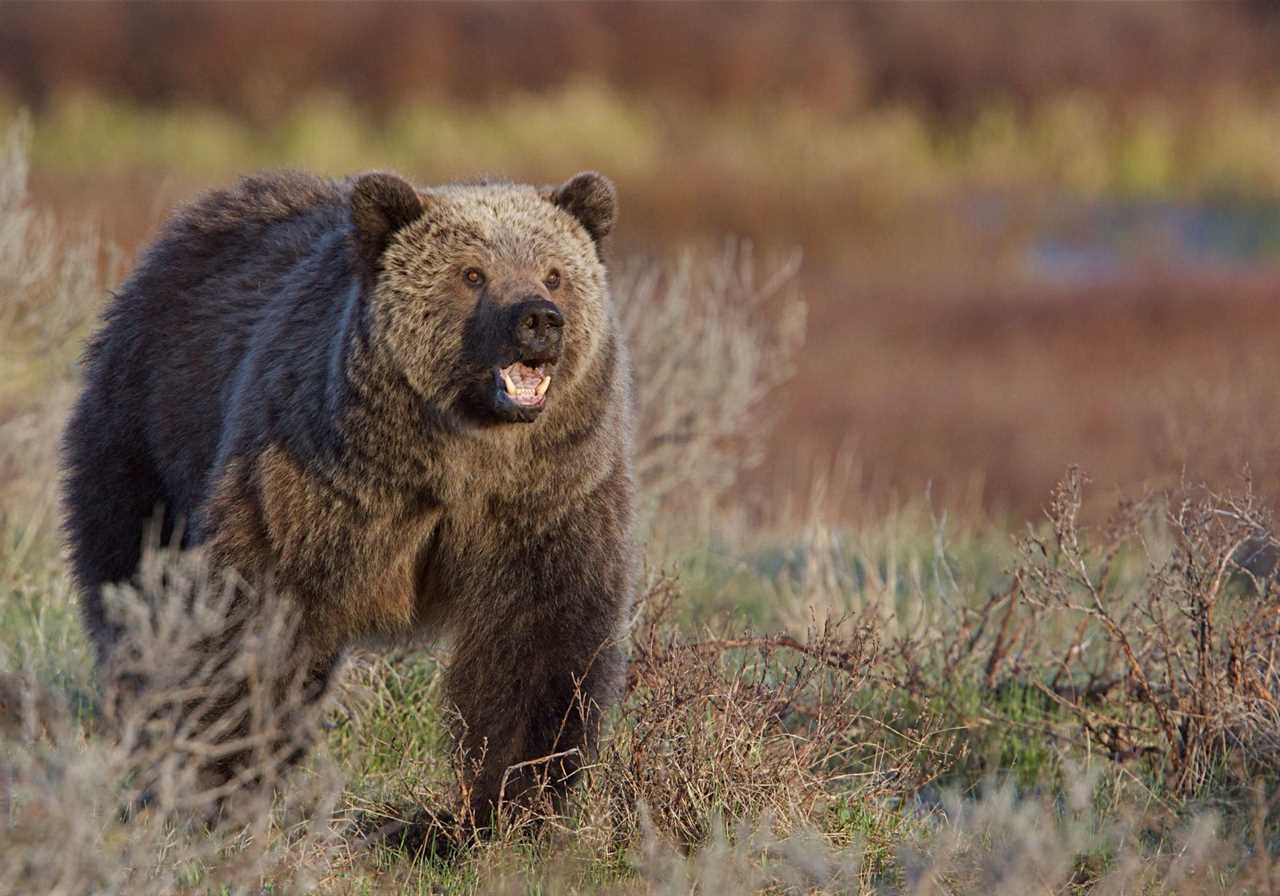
62 169 636 826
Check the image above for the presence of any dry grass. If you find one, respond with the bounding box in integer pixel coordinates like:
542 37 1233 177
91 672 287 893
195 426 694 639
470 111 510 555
0 116 111 520
1 552 347 895
618 242 805 539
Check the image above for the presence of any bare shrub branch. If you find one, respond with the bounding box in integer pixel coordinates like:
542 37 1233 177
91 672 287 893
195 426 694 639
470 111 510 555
618 239 805 537
0 547 346 895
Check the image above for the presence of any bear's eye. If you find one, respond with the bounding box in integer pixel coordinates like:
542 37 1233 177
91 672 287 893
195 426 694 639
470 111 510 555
544 269 561 291
463 268 485 288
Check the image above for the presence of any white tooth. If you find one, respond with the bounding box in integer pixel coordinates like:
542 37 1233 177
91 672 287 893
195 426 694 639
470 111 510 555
535 375 551 397
500 370 517 394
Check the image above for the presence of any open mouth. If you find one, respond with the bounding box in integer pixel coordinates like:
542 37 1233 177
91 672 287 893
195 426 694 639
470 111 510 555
495 361 552 411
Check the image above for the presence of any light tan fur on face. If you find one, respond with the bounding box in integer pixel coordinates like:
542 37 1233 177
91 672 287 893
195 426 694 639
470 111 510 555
375 184 611 406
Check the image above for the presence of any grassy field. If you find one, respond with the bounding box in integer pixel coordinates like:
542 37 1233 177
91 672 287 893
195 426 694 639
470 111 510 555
2 100 1280 895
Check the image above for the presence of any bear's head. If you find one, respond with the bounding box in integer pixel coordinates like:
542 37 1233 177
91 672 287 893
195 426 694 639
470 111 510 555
350 171 616 425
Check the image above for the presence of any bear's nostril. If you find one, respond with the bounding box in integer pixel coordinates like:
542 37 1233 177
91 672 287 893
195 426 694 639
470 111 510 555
522 308 562 332
513 300 564 343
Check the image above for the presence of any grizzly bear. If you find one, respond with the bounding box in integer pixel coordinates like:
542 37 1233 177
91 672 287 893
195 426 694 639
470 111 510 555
61 170 636 826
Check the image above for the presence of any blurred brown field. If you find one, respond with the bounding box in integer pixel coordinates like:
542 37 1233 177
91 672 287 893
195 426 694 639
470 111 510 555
5 1 1280 522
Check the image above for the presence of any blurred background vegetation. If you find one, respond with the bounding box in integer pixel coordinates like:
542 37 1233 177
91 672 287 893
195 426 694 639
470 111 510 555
5 5 1280 891
4 0 1280 520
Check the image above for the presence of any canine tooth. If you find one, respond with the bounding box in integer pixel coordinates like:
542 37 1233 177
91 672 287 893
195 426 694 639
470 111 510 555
500 370 517 394
535 375 551 398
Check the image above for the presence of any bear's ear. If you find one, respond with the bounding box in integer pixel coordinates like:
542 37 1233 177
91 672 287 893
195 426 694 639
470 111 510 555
350 172 426 274
548 171 616 243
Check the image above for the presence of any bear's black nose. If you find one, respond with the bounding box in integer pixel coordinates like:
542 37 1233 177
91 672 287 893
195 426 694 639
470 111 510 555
511 299 564 358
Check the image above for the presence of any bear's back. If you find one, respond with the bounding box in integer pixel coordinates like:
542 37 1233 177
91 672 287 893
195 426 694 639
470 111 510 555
83 173 356 519
129 172 349 322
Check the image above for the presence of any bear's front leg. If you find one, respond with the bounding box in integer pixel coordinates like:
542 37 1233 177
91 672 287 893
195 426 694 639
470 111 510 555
442 487 632 829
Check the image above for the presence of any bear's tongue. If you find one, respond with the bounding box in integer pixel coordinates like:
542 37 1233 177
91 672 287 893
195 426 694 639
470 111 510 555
500 362 551 406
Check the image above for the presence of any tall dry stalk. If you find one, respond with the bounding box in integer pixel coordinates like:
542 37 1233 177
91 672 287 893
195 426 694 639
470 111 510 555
0 117 114 520
618 240 805 539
